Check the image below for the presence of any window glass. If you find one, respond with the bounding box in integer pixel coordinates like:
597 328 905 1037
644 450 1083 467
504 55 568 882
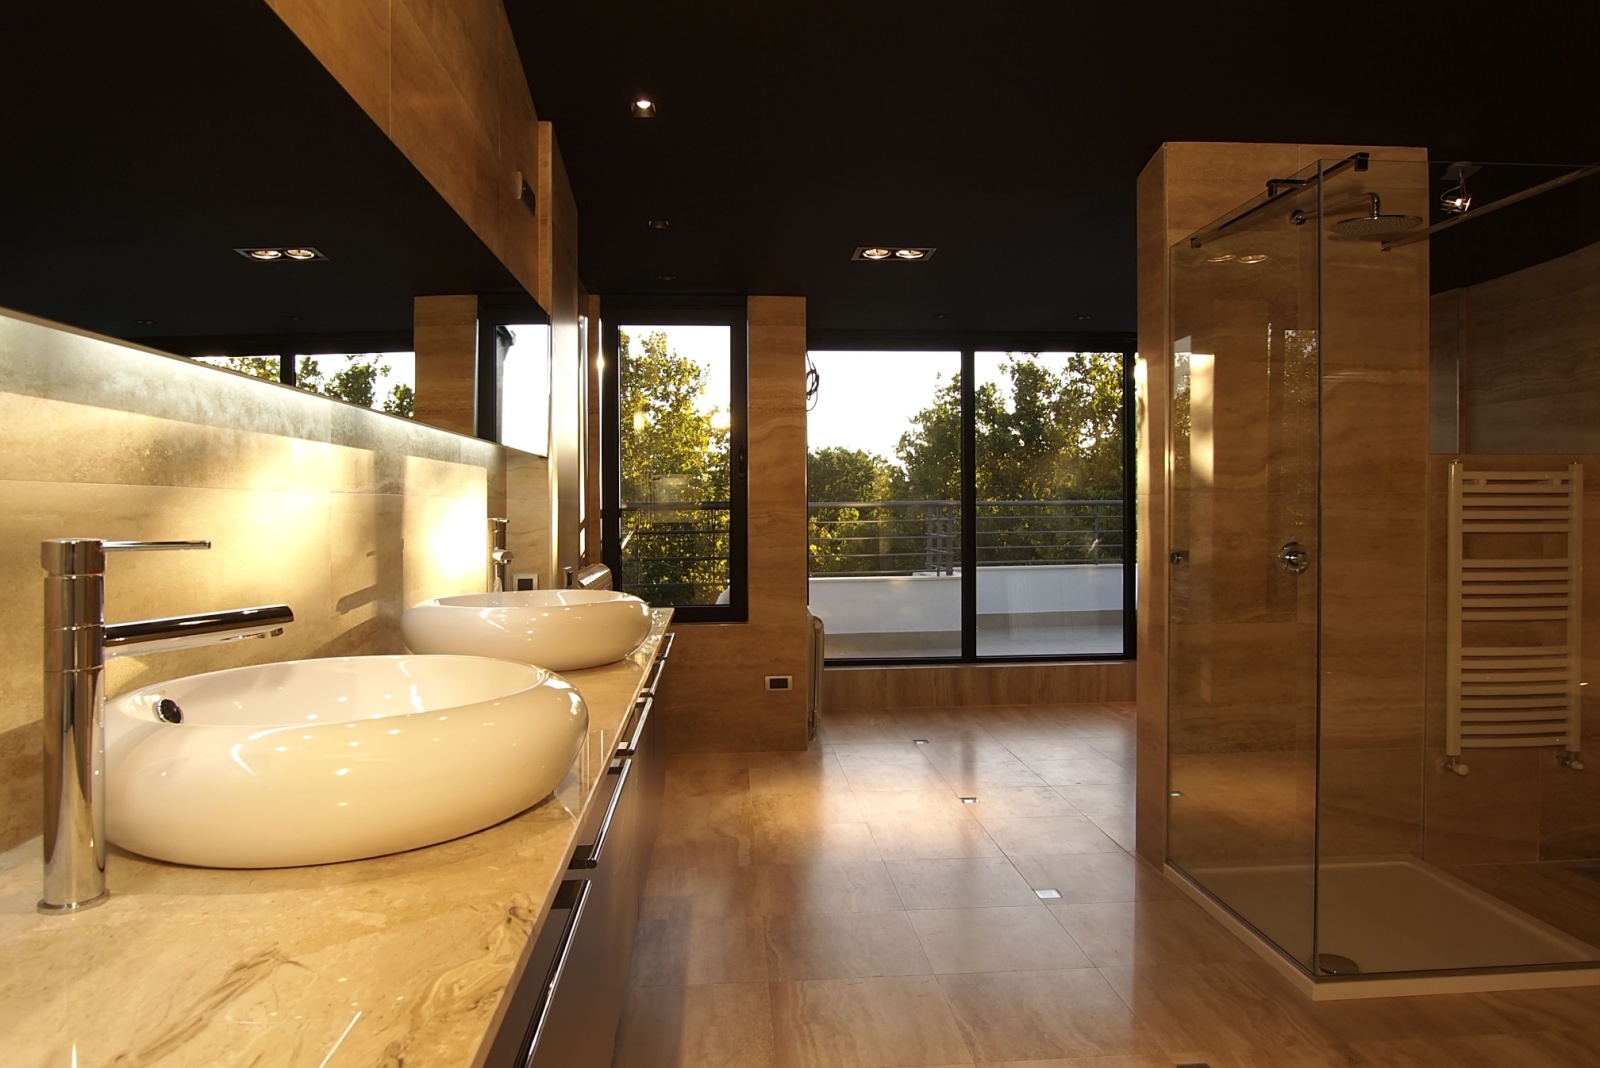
807 351 962 658
616 324 734 607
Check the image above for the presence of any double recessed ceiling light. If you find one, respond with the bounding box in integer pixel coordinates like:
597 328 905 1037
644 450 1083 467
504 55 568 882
236 246 327 262
853 246 936 262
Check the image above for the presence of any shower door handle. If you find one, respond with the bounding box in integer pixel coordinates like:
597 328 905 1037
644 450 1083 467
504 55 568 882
1278 541 1311 576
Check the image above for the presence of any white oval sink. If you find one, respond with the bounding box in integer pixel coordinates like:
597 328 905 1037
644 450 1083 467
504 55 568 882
104 655 587 869
401 590 653 671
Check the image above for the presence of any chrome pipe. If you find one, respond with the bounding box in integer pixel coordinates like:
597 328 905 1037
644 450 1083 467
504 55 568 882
490 517 514 592
39 538 292 914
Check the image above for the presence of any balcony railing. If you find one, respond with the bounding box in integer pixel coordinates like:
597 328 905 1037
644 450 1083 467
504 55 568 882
617 498 1123 602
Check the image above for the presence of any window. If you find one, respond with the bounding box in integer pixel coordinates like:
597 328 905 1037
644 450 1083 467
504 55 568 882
807 341 1134 662
602 304 748 622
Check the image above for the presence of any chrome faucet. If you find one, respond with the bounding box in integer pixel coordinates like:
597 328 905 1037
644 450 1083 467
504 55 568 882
490 517 514 592
39 538 294 914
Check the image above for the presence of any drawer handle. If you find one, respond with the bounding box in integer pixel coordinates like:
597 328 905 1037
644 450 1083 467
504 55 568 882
617 696 653 758
518 878 591 1068
641 654 668 696
572 756 633 869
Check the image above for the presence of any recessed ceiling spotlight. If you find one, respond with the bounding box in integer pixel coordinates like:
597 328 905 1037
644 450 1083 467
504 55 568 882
1075 314 1092 321
135 319 155 326
1236 253 1269 264
657 274 676 281
631 97 657 118
235 246 327 262
647 219 670 229
853 246 935 262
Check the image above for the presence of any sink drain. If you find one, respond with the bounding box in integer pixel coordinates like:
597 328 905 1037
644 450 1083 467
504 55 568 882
1317 953 1362 975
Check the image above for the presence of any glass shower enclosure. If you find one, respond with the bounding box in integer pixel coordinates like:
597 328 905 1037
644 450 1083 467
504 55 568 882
1166 155 1600 984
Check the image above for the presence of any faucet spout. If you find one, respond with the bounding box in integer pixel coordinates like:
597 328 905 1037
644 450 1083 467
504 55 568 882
38 538 292 914
104 605 294 657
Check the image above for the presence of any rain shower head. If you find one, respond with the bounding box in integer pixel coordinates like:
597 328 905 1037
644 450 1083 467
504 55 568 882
1291 192 1424 237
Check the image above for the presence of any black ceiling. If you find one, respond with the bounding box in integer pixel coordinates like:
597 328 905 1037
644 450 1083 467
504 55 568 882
2 3 1596 350
507 1 1600 335
0 2 522 351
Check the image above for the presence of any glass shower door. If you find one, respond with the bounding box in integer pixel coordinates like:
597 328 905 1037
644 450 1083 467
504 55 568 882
1167 185 1321 969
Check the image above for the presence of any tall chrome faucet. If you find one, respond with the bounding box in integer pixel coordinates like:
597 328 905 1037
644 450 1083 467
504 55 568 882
39 538 294 914
489 517 514 592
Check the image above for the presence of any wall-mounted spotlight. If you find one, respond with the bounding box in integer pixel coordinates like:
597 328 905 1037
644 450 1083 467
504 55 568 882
235 246 328 262
852 246 936 262
631 96 657 118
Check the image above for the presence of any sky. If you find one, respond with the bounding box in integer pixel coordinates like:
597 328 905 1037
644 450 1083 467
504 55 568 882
617 328 1056 463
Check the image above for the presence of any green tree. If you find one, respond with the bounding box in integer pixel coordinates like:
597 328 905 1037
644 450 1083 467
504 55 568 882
201 355 279 381
198 354 414 418
811 353 1126 573
618 330 729 604
806 447 896 574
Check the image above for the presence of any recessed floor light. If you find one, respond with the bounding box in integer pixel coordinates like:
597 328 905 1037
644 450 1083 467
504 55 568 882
1170 791 1184 797
960 796 979 804
1035 888 1062 900
913 739 929 745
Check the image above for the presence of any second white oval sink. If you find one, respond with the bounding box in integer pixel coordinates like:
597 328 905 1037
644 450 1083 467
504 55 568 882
401 590 653 671
104 655 587 869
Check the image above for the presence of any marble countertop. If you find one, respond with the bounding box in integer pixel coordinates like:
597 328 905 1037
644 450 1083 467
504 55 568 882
0 611 672 1068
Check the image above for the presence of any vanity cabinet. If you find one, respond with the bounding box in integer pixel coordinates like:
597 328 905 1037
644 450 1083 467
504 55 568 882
482 632 671 1068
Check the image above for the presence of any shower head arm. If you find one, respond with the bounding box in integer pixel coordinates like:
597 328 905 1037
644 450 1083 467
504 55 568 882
1290 192 1381 226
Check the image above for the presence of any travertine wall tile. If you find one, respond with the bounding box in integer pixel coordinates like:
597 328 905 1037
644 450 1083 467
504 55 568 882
0 311 502 852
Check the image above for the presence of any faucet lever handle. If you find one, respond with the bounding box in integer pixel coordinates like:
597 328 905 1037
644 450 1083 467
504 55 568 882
102 540 212 552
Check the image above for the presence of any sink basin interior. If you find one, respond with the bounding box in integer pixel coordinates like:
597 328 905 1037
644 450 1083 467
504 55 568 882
105 655 588 869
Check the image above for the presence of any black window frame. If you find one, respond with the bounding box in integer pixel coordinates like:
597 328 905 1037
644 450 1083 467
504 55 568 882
804 329 1138 664
476 295 552 449
601 299 750 623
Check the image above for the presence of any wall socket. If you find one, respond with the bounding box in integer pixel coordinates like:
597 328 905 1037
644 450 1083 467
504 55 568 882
511 573 539 591
764 675 793 691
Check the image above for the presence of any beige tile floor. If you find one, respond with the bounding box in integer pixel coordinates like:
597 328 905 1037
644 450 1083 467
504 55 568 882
612 702 1600 1067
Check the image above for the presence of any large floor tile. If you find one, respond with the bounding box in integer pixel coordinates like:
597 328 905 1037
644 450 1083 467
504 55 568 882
907 905 1091 973
868 819 1003 861
1099 962 1346 1052
642 864 768 920
832 742 935 766
756 861 907 915
1052 783 1135 816
956 786 1082 819
1047 899 1257 967
613 982 776 1068
885 856 1043 910
851 788 976 822
843 763 952 792
1009 852 1179 904
769 975 974 1068
629 914 769 986
764 910 933 980
751 788 866 828
979 816 1122 856
1020 756 1133 786
937 968 1154 1062
938 764 1050 791
752 819 882 865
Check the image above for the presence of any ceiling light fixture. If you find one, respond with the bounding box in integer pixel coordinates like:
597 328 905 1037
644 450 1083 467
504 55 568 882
236 246 327 262
647 219 670 229
631 97 657 118
853 246 935 262
1439 161 1478 216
